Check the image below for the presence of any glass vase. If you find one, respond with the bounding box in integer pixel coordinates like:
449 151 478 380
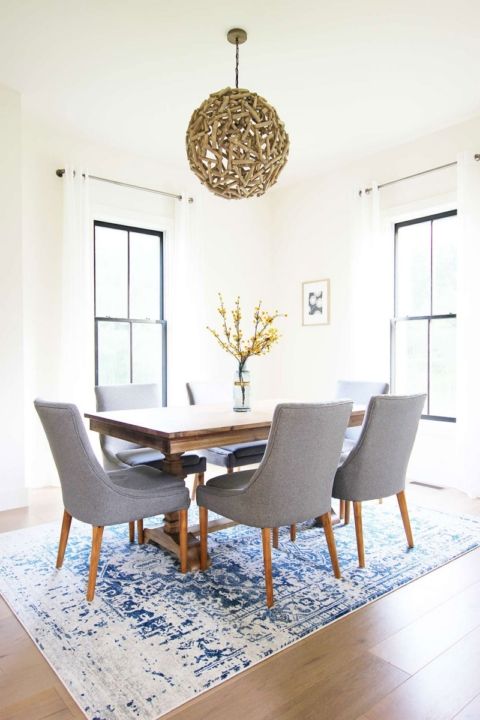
233 365 251 412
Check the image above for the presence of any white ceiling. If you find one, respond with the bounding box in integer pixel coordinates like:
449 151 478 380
1 0 480 186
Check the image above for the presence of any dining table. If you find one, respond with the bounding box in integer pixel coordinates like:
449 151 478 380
85 399 365 569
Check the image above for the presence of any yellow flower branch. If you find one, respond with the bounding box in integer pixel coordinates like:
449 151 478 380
207 293 286 371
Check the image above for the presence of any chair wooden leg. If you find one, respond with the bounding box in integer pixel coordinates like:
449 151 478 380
179 508 188 573
128 521 135 543
199 506 208 571
290 524 296 542
320 512 341 579
56 510 72 569
227 467 233 474
191 472 204 501
353 501 365 568
339 499 345 520
397 490 414 548
379 497 383 504
261 528 274 608
344 500 351 525
272 527 279 549
137 519 144 545
86 526 104 602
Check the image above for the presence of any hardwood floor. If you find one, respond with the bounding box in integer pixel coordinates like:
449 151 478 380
1 483 480 720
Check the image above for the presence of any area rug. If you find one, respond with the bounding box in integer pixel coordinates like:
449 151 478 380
1 503 480 720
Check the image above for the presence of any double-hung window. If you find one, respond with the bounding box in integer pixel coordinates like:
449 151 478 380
94 221 166 402
391 210 457 421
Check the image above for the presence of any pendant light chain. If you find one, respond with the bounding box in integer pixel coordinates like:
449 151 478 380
235 38 239 88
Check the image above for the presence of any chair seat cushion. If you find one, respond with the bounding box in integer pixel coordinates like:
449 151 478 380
117 448 205 472
205 469 256 495
201 441 266 469
223 440 267 458
108 466 189 502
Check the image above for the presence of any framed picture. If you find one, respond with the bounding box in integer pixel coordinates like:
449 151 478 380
302 279 330 326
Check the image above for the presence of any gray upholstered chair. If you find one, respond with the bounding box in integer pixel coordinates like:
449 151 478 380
186 381 266 473
332 393 425 568
95 384 206 499
197 401 353 608
335 380 389 521
35 400 190 601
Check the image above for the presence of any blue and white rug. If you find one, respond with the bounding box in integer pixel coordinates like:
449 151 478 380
1 503 480 720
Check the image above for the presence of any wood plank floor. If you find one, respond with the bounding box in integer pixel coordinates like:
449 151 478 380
1 483 480 720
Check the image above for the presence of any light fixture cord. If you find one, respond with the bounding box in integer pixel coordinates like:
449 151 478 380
235 38 239 88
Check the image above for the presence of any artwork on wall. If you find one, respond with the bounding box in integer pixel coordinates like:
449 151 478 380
302 279 330 326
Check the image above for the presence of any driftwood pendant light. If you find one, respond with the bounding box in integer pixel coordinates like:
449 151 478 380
186 28 289 199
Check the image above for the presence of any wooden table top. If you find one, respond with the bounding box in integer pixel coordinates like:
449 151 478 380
85 399 366 441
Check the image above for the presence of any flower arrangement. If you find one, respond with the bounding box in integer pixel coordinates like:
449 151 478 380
207 294 286 409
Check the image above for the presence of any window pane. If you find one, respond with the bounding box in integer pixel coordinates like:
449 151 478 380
132 323 164 387
95 226 128 317
97 321 130 385
130 232 161 320
394 320 428 397
432 215 457 315
430 318 456 417
396 222 430 316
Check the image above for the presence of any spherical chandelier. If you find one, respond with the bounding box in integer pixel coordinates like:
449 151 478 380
186 29 290 200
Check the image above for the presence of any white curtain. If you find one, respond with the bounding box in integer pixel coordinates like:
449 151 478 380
60 167 94 408
456 152 480 497
167 193 199 405
350 183 391 380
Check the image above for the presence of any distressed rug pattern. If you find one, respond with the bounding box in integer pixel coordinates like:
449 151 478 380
1 504 479 720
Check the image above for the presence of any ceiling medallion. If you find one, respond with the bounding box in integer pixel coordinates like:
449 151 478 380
186 28 290 200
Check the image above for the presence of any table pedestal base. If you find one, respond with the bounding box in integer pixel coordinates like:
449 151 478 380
144 516 237 571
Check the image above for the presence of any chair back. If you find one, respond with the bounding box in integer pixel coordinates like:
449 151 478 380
186 381 231 406
335 380 389 441
34 400 115 524
333 394 426 502
244 402 352 527
95 383 162 468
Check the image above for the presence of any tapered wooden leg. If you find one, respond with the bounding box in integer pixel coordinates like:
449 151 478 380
379 497 384 504
320 512 341 579
344 500 351 525
261 528 274 608
137 519 144 545
339 500 345 520
353 501 365 568
128 521 135 543
272 527 279 549
191 472 204 501
86 526 104 602
397 490 414 548
199 506 208 571
227 467 234 475
290 524 296 542
56 510 72 569
178 508 188 573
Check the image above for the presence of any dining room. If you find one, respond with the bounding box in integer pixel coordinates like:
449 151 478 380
2 2 480 719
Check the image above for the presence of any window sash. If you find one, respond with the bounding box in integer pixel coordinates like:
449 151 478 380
391 211 457 422
93 221 167 403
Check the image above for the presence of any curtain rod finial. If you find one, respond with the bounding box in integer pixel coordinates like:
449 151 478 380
56 168 65 177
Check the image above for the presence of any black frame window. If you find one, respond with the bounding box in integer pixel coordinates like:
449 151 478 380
391 210 457 422
94 221 167 403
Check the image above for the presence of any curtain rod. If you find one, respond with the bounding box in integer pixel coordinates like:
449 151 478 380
55 168 194 203
359 153 480 196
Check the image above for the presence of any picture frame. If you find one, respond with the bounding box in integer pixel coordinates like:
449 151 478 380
302 279 330 326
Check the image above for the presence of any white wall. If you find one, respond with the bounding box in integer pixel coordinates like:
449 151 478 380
0 85 26 510
6 101 480 504
269 115 480 487
21 112 276 489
